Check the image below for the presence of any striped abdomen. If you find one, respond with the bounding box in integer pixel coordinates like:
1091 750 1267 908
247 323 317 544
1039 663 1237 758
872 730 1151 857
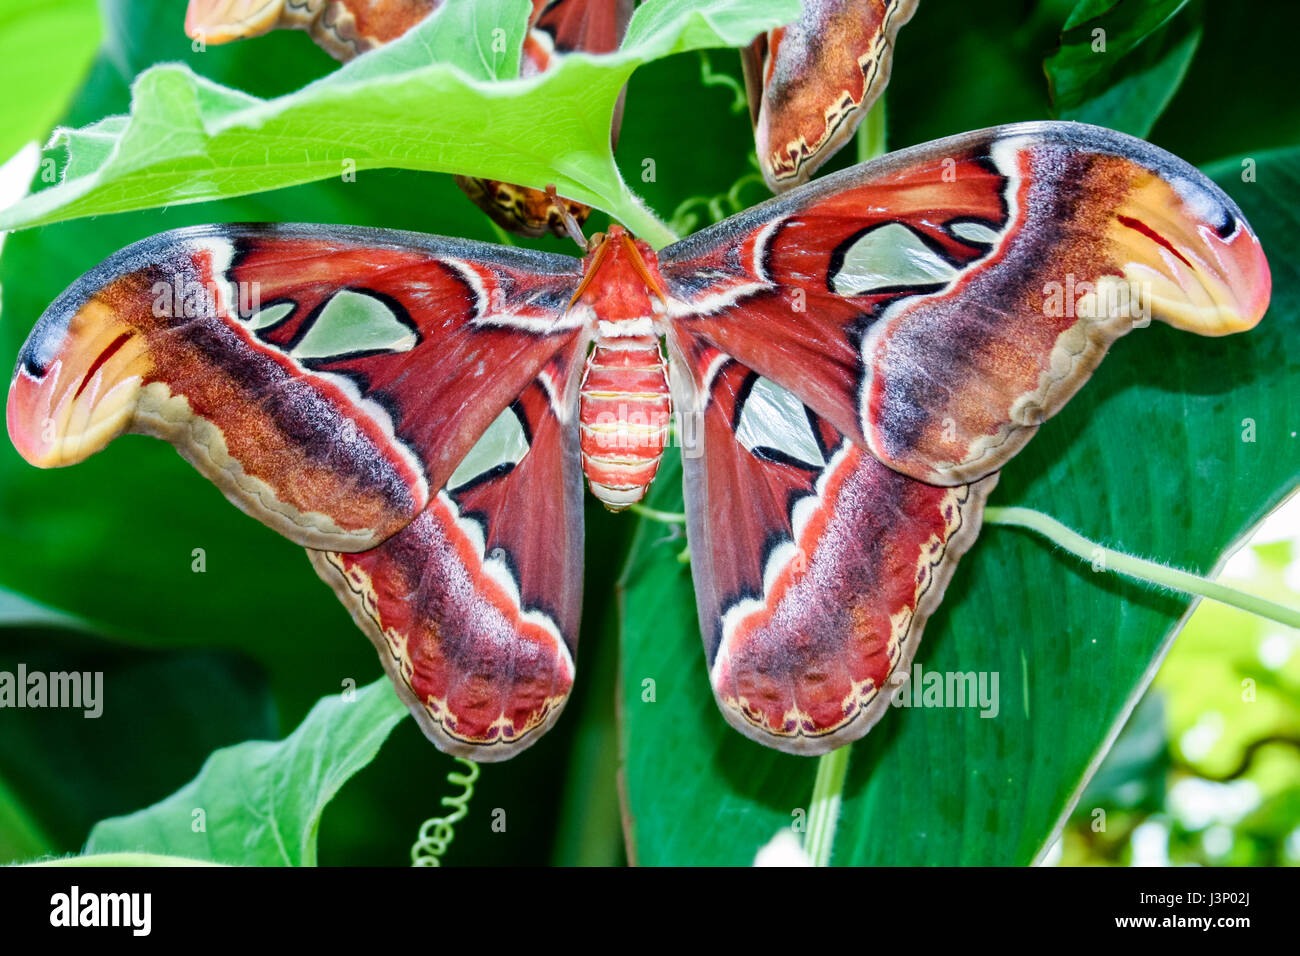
579 322 671 510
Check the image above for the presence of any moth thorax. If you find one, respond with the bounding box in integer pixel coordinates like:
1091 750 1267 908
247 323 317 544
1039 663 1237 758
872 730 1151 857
579 322 671 511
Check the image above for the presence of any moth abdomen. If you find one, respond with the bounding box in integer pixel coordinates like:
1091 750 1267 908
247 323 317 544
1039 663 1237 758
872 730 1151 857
578 331 671 511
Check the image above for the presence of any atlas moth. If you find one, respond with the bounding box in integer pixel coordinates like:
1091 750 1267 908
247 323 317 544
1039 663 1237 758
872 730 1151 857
7 122 1270 759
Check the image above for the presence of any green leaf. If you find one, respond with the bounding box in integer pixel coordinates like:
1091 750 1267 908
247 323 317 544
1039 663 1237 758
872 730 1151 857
85 678 407 865
368 0 531 82
0 0 101 163
1074 691 1170 813
0 773 54 865
30 852 221 866
0 0 798 244
618 147 1300 865
876 0 1064 149
1045 0 1200 136
1052 8 1202 137
0 585 92 631
1145 1 1300 167
0 620 277 862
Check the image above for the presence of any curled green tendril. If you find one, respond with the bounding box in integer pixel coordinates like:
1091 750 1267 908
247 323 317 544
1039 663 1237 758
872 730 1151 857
411 757 480 867
697 51 748 116
668 165 767 235
628 503 686 525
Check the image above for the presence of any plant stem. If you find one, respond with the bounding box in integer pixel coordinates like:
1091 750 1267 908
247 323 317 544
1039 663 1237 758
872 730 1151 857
611 188 679 249
804 745 851 866
984 506 1300 629
856 97 887 165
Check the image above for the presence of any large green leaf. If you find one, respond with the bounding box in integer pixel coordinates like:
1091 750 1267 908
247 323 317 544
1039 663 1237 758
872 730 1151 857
1046 0 1203 137
1148 1 1300 165
617 148 1300 865
0 586 92 631
85 678 406 865
0 765 54 864
0 0 797 241
886 0 1300 170
0 0 100 163
1059 532 1300 864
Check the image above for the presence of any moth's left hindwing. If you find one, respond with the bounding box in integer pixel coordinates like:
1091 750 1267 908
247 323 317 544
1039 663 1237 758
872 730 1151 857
311 342 588 759
7 223 588 760
667 338 996 753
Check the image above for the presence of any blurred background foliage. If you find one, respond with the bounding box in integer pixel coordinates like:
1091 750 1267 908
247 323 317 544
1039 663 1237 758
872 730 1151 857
0 0 1295 866
1057 503 1300 866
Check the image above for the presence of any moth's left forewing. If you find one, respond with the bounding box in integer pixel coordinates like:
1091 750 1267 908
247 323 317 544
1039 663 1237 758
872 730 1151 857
666 331 996 754
662 122 1271 489
7 225 585 553
8 222 589 759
